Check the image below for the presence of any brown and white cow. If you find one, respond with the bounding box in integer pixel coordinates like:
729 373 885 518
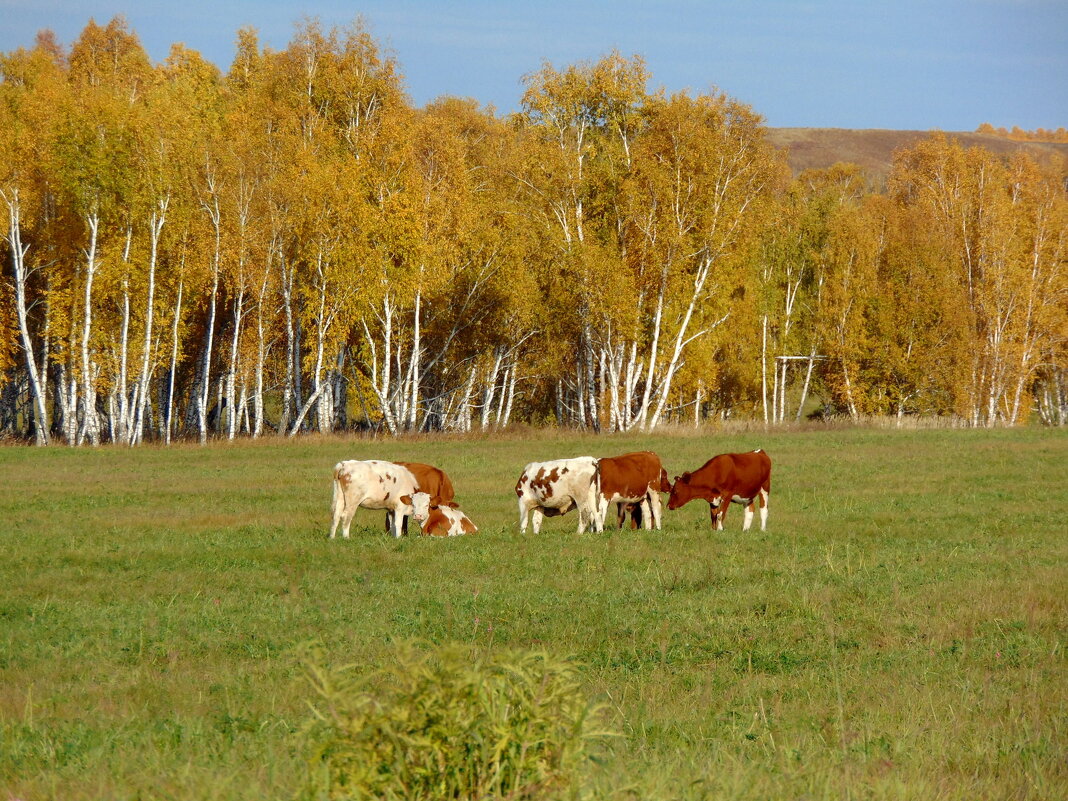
667 449 771 531
594 451 672 532
403 491 477 537
385 462 456 535
515 457 599 533
330 460 419 539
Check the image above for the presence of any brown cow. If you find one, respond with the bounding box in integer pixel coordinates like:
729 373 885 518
667 450 771 531
385 462 456 535
594 451 672 531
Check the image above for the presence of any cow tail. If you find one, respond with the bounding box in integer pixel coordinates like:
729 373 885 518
332 465 347 514
592 460 603 527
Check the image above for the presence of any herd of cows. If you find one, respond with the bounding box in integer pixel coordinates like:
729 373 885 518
329 449 772 540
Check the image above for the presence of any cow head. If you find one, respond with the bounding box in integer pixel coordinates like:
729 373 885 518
404 492 433 522
658 467 672 493
667 473 693 510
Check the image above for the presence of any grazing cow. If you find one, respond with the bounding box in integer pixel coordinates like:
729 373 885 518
515 457 599 533
594 451 672 531
330 460 419 539
403 491 477 537
667 449 771 531
385 462 456 535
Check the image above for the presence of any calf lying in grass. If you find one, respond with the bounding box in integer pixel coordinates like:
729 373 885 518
403 491 478 537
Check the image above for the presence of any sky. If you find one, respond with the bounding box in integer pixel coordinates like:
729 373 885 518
2 0 1065 131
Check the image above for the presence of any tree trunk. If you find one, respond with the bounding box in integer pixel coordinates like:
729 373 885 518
132 200 166 444
198 199 221 444
4 189 49 444
78 211 101 446
165 279 183 445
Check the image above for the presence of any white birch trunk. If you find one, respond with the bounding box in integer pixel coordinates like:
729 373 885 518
131 200 166 445
3 188 50 444
636 266 667 429
226 288 246 440
253 265 269 437
481 349 504 430
502 362 519 428
198 194 221 444
647 255 724 431
116 277 131 442
78 211 101 446
407 288 422 432
761 314 769 425
279 253 295 434
165 279 183 445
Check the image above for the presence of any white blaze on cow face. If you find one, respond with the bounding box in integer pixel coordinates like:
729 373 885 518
409 491 433 522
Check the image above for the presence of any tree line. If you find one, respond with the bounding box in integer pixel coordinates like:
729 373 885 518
2 17 1065 445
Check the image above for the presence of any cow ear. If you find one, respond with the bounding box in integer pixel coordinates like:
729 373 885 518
400 494 412 505
430 495 442 506
446 501 460 509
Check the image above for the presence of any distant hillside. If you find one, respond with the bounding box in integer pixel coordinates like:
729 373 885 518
766 128 1068 184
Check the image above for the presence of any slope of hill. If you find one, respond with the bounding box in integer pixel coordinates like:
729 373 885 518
766 128 1068 183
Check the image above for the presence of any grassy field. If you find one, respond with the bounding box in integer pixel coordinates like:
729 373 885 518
1 426 1066 800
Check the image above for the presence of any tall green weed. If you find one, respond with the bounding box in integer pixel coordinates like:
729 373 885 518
299 643 612 800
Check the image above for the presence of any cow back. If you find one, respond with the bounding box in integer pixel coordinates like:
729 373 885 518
597 451 665 499
344 460 419 505
692 450 771 497
516 457 597 506
397 462 455 502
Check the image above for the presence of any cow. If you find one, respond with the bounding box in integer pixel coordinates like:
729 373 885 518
514 457 599 534
330 460 419 539
403 491 478 537
666 449 771 531
594 451 672 532
385 461 456 535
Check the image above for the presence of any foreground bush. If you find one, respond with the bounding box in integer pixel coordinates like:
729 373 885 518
299 644 610 800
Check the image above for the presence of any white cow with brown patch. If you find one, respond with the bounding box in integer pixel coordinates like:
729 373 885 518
404 492 478 537
514 457 598 533
330 460 419 539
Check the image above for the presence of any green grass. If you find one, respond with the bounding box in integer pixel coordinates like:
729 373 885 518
1 426 1066 799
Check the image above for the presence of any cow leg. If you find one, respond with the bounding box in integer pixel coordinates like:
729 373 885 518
341 498 362 539
532 507 544 534
759 488 769 531
589 496 604 532
640 497 652 530
709 503 725 531
640 495 657 534
717 503 727 530
518 498 530 533
389 507 404 539
743 501 755 531
384 510 394 533
647 492 663 530
616 502 627 529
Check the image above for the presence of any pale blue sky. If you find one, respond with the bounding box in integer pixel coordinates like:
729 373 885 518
2 1 1065 130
